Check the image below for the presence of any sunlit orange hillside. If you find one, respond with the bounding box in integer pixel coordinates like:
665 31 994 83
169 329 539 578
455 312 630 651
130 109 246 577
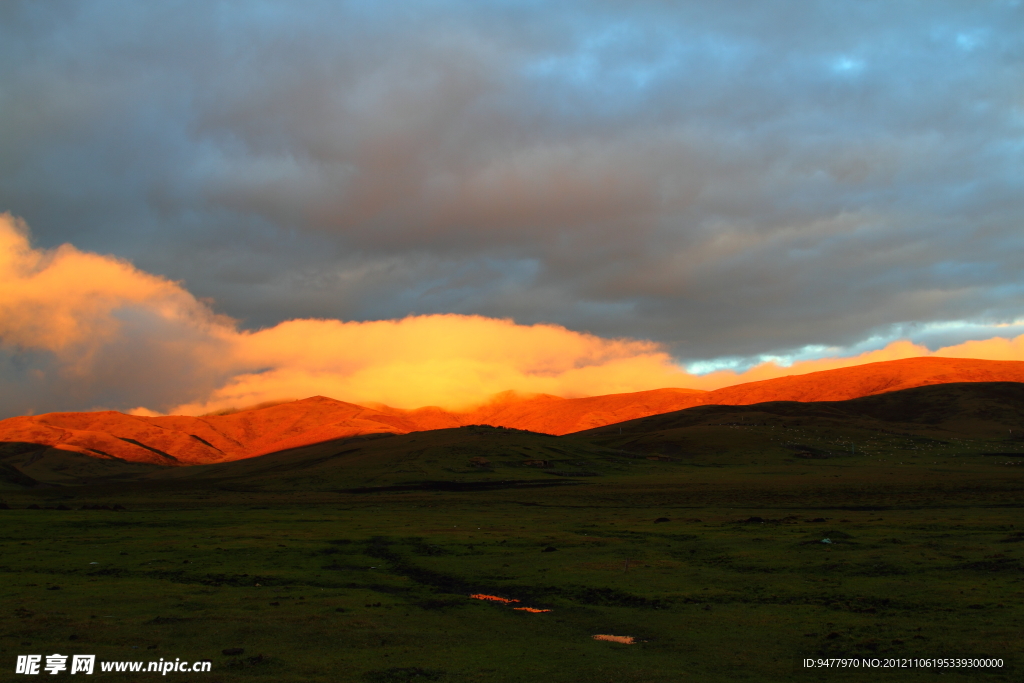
0 398 424 466
380 387 711 436
3 357 1024 466
701 356 1024 404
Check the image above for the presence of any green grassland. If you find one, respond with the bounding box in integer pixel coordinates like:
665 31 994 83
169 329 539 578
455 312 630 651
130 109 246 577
2 383 1023 682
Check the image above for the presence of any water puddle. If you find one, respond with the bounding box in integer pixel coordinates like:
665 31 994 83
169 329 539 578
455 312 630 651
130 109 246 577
469 594 550 612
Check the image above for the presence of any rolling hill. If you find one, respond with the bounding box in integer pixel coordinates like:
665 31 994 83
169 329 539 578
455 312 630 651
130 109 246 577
150 382 1024 493
576 380 1024 461
5 380 1022 491
2 356 1023 468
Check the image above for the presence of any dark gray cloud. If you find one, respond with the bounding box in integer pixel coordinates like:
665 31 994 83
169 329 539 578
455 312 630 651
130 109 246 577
2 0 1023 367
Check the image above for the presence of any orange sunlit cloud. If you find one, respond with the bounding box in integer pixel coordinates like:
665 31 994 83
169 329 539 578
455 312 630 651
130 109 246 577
0 214 228 355
169 315 693 414
0 213 235 406
933 334 1024 361
3 212 1024 417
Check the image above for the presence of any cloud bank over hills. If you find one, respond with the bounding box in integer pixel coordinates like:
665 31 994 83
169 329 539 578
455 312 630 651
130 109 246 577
3 214 1024 418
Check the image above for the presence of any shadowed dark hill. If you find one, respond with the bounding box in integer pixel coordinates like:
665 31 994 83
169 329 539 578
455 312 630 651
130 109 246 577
0 441 173 489
577 381 1024 438
574 382 1024 463
135 426 641 493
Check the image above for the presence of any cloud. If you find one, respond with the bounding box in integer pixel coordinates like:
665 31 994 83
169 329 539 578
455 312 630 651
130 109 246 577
0 214 225 355
4 214 1024 419
934 335 1024 362
0 215 692 416
172 315 691 414
0 214 238 415
684 340 931 390
681 334 1024 391
2 1 1023 367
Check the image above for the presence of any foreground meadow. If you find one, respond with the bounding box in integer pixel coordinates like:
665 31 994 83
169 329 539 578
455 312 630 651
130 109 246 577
3 449 1022 682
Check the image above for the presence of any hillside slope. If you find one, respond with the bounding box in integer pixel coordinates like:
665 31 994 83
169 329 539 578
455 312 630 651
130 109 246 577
700 357 1024 406
0 397 420 465
2 356 1023 465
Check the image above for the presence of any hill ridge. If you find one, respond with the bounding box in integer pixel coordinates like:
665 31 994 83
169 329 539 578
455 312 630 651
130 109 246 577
2 356 1023 466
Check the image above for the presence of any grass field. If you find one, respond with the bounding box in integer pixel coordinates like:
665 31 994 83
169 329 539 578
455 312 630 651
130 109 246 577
3 385 1024 681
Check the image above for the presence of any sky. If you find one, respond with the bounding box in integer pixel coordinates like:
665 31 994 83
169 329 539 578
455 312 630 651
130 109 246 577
2 0 1024 417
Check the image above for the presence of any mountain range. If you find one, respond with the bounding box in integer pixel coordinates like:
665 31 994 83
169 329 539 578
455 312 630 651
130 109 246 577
3 356 1023 467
